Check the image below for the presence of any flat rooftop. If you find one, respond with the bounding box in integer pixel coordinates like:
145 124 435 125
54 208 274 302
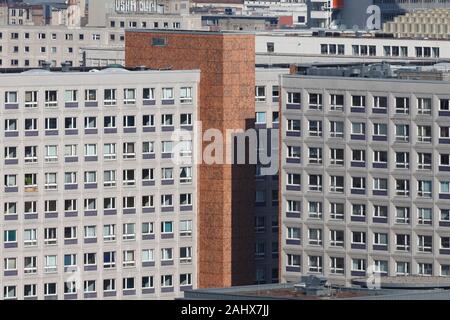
289 60 450 82
183 277 450 300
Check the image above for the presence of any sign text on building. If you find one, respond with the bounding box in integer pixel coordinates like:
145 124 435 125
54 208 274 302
115 0 158 13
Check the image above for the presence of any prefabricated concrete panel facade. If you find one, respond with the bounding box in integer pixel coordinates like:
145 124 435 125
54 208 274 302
0 68 200 300
280 74 450 285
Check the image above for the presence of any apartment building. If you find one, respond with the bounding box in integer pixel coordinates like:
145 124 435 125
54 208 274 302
280 62 450 286
256 30 450 65
0 26 120 68
0 66 200 300
383 9 450 40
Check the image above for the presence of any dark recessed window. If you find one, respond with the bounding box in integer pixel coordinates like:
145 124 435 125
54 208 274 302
152 37 167 46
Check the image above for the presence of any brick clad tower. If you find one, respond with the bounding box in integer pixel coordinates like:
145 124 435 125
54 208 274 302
126 30 256 288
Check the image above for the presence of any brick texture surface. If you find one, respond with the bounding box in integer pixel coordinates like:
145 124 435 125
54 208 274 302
126 31 256 288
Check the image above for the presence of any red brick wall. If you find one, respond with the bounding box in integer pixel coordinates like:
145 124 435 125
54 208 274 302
126 31 256 288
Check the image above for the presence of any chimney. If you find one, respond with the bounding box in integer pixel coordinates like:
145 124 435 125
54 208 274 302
61 61 71 72
41 61 52 71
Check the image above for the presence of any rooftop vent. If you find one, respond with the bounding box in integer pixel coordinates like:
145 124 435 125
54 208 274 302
61 61 71 72
294 275 330 297
41 61 52 71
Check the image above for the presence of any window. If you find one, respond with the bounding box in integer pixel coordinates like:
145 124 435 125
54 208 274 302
395 97 410 114
373 123 387 137
5 91 17 104
352 149 365 163
395 207 410 224
351 259 366 272
123 143 135 159
308 120 322 137
180 274 192 287
396 152 409 169
373 96 387 111
123 223 135 241
418 98 432 115
287 254 301 267
417 235 433 253
395 234 410 251
255 86 266 102
180 247 192 263
330 257 344 274
162 141 173 154
309 93 323 110
287 119 300 133
417 153 432 170
418 263 433 276
352 204 366 217
104 89 116 105
84 171 97 184
64 90 77 103
374 260 388 274
372 179 388 194
123 170 135 186
255 112 266 124
24 229 37 246
351 122 365 135
180 220 192 237
441 209 450 222
123 115 136 129
330 203 344 220
85 89 97 102
374 233 388 247
123 88 136 104
123 277 135 291
373 150 388 165
351 231 366 245
45 118 58 130
4 286 16 299
351 95 366 108
44 173 57 190
417 125 432 143
308 201 322 219
418 208 432 225
330 121 344 138
308 256 323 273
103 225 116 242
44 227 57 245
84 253 97 267
143 115 155 128
287 92 301 105
308 228 322 246
5 119 17 132
330 175 344 193
396 179 410 196
143 88 155 101
104 144 116 160
308 174 322 191
24 91 38 108
330 94 344 111
162 88 174 100
24 284 37 298
104 279 116 292
161 221 173 234
418 180 432 198
44 90 57 108
330 148 344 166
287 146 301 160
161 275 173 288
180 167 192 184
104 116 116 128
123 250 135 267
320 229 342 250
